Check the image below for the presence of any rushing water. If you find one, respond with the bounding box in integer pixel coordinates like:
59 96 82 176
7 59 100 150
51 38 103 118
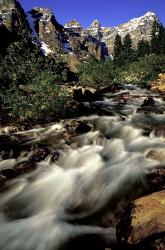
0 85 165 250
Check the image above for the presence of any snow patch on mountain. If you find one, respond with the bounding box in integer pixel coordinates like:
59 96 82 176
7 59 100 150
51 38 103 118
27 12 52 56
40 41 52 56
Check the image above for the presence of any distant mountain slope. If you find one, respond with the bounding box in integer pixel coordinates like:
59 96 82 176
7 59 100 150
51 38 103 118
87 12 158 54
0 0 161 62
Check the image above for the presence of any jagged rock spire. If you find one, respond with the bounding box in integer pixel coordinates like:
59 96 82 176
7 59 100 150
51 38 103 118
89 19 101 29
65 19 82 28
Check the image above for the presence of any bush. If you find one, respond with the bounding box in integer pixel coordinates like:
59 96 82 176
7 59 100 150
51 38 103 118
117 54 165 87
0 37 69 88
78 59 118 88
0 70 68 122
0 34 72 123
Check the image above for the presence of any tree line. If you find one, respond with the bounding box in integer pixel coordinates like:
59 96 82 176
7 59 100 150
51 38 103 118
78 20 165 88
113 20 165 65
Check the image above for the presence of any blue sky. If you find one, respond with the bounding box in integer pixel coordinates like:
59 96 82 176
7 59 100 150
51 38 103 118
19 0 165 28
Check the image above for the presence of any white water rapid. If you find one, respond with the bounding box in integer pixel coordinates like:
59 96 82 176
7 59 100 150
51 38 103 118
0 85 165 250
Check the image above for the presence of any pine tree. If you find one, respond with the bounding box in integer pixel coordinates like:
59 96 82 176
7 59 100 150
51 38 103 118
122 33 135 63
158 24 165 54
113 34 123 65
161 28 165 54
150 20 164 54
137 40 150 57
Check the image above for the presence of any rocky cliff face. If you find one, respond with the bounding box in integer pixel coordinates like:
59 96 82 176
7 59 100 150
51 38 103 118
0 0 31 52
27 7 63 56
0 1 160 63
0 0 29 31
0 0 30 38
87 12 158 54
64 22 104 60
26 8 105 63
63 11 158 57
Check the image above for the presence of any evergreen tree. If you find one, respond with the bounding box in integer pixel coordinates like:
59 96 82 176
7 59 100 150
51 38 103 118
161 29 165 54
122 33 135 63
137 40 150 58
113 34 123 65
158 24 165 54
150 21 165 55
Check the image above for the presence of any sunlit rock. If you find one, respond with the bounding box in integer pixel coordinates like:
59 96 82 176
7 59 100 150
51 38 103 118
117 191 165 248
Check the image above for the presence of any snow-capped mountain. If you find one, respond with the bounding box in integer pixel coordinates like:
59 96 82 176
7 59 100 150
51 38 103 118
27 7 63 56
66 11 158 55
87 11 158 54
0 0 161 64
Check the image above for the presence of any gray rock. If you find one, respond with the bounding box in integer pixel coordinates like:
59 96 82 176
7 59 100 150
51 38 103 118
0 2 160 66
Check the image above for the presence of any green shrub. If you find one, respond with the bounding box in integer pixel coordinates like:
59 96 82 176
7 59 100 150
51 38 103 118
0 35 71 123
117 54 165 87
78 59 118 88
0 37 69 87
0 70 68 122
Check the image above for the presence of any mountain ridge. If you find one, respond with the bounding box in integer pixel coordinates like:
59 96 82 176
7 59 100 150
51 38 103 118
0 0 162 66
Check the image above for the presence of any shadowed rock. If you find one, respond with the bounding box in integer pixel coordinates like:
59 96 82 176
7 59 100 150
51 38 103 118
152 126 165 138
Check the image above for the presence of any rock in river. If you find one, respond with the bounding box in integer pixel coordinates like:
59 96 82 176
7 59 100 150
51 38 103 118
117 190 165 249
151 126 165 138
146 149 165 162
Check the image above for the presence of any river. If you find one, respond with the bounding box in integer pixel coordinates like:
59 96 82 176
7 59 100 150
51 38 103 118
0 85 164 250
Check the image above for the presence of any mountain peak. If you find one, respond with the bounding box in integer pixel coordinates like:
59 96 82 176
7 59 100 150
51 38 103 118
32 6 52 15
89 19 101 29
144 11 157 17
126 11 158 26
28 7 53 22
65 19 82 28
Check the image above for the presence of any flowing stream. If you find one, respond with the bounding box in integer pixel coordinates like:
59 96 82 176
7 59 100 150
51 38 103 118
0 85 165 250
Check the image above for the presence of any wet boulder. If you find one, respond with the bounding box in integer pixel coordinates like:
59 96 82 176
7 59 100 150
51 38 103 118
0 168 17 179
136 107 163 114
0 160 37 183
136 97 164 114
73 88 96 102
117 190 165 249
75 122 91 134
64 98 87 118
151 126 165 138
0 158 17 180
0 175 6 188
63 120 79 138
49 151 60 163
73 88 84 101
28 147 50 162
96 84 123 95
64 120 91 137
0 134 26 159
141 97 155 107
146 149 165 162
63 234 106 250
83 89 96 101
145 168 165 193
15 161 37 175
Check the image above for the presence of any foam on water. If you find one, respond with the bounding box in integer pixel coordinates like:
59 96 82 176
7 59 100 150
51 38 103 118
0 85 164 249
